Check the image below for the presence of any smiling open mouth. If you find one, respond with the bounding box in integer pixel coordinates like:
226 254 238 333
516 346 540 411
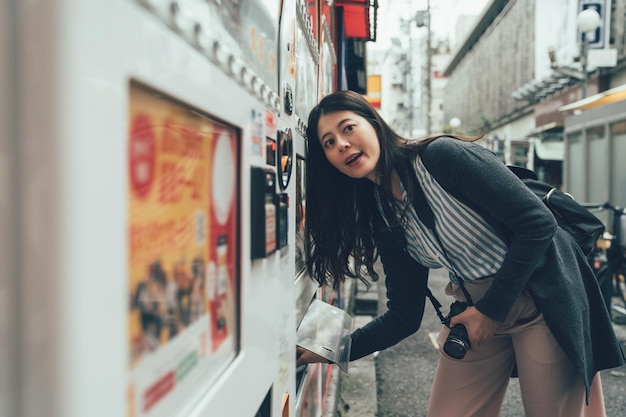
346 152 362 165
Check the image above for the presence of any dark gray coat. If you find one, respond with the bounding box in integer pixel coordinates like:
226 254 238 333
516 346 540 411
349 136 625 400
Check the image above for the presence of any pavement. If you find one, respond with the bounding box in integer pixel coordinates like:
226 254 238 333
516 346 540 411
323 279 379 417
323 269 626 417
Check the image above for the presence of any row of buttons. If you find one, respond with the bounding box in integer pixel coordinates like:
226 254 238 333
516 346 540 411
136 0 281 113
296 0 320 65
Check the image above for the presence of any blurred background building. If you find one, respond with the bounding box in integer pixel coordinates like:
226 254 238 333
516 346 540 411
367 0 626 210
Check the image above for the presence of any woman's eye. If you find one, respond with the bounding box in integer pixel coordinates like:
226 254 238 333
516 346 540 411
323 138 335 148
344 125 355 133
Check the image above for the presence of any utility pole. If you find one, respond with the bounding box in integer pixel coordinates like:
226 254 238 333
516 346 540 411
426 0 432 135
576 7 602 99
580 32 590 99
415 2 432 135
408 22 415 137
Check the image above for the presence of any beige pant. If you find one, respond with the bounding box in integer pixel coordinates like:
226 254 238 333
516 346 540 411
426 277 606 417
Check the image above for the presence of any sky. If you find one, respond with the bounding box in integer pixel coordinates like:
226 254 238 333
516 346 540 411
376 0 491 49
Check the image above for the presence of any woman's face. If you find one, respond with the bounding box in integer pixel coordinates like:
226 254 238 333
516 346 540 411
317 110 381 183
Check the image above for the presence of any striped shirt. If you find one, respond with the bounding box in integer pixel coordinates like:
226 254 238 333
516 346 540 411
377 157 508 283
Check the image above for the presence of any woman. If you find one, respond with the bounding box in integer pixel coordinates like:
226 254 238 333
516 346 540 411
296 90 625 416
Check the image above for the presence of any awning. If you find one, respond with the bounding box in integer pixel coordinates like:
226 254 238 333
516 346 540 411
534 140 564 161
337 0 377 41
529 121 563 135
559 84 626 112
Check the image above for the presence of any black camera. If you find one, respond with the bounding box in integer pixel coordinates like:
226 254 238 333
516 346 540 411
443 301 471 359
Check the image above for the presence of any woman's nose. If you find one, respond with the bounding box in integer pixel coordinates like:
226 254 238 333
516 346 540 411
337 137 350 151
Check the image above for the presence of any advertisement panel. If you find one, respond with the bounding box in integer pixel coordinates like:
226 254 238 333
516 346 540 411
127 83 239 417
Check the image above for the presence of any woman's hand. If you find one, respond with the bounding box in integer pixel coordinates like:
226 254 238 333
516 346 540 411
296 346 330 368
448 306 497 351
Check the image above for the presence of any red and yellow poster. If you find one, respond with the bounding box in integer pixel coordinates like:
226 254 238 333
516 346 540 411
127 83 239 416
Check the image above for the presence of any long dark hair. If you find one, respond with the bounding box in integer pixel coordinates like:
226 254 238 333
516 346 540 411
305 90 462 289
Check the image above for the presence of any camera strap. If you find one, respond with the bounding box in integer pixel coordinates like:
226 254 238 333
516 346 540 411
401 168 476 307
424 287 447 325
426 232 475 327
429 227 474 301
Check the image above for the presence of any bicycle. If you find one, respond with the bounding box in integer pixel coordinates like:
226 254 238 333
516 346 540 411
582 202 626 324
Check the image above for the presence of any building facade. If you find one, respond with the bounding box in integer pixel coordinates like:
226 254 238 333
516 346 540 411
442 0 626 209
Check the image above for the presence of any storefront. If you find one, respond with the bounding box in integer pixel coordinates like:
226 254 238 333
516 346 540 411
562 84 626 208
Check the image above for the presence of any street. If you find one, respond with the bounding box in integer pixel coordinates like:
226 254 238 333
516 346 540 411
370 266 626 417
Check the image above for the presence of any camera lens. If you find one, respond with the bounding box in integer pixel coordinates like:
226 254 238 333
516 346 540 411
443 324 470 359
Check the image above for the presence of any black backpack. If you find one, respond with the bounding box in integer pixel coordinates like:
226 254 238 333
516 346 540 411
508 166 605 255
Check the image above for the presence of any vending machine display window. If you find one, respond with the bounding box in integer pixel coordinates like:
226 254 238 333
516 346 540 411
127 82 240 417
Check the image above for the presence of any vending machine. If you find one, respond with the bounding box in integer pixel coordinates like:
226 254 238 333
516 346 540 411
0 0 377 416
